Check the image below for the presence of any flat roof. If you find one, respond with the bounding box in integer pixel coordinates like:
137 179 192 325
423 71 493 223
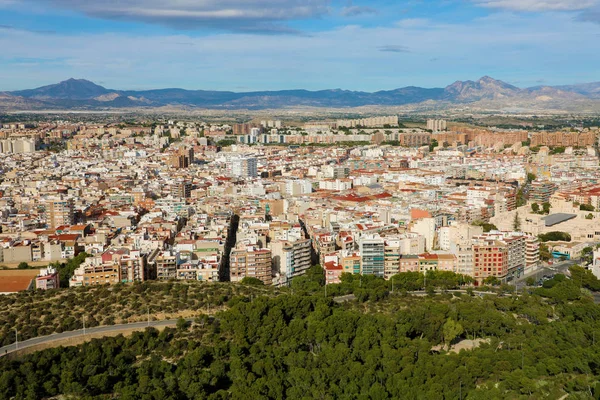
542 213 577 227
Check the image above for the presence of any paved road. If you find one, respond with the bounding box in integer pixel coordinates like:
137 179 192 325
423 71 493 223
0 319 184 357
514 260 579 292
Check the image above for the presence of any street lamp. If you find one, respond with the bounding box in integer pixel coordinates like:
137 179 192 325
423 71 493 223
14 328 18 351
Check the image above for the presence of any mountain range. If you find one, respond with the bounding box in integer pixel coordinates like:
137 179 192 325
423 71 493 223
2 76 600 111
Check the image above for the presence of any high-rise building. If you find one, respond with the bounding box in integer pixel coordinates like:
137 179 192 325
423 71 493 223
359 236 385 277
46 198 75 229
230 246 273 285
171 180 192 199
231 157 258 178
271 238 312 286
427 119 447 132
529 181 557 204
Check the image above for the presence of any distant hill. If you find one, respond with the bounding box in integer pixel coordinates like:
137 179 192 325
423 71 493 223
2 76 600 111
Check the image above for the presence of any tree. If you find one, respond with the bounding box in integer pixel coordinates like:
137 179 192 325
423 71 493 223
516 188 527 207
443 318 463 350
484 276 501 286
538 232 571 242
525 277 536 286
176 318 189 331
240 277 264 286
586 213 594 220
513 212 522 232
17 262 30 270
429 139 439 152
542 202 551 215
580 204 595 212
472 220 497 233
531 203 540 213
527 173 537 183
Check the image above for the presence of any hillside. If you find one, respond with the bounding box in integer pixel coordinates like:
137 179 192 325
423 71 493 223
1 267 600 399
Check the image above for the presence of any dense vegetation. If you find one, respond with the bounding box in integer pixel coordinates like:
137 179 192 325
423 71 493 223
3 286 600 399
0 282 274 346
538 231 572 242
3 267 600 399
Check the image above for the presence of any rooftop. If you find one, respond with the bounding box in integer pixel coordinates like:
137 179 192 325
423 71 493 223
542 213 577 227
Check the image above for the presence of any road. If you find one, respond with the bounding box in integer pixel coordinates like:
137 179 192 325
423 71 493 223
0 319 184 357
513 260 580 292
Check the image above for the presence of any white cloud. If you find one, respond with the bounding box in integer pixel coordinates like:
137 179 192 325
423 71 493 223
17 0 331 33
473 0 598 11
0 12 599 91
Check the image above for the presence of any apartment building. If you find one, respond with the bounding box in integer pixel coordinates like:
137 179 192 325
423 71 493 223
230 246 273 285
46 198 75 229
359 236 385 277
35 267 59 290
271 238 312 286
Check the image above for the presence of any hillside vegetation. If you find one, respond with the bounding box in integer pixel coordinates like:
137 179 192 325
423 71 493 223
2 268 600 398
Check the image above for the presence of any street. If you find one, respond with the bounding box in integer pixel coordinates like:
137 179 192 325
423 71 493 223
0 319 185 357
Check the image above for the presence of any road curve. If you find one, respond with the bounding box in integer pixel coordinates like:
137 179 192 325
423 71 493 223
0 319 186 357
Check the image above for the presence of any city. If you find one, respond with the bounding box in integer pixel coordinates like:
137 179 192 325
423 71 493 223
2 0 600 398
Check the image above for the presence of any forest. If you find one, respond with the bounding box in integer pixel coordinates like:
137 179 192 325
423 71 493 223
2 267 600 399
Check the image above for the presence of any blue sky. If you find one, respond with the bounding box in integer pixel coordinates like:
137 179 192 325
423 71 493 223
1 0 599 91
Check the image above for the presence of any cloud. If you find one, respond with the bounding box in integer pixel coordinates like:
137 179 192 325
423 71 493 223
472 0 598 11
378 45 411 53
0 12 599 91
17 0 331 33
341 5 377 17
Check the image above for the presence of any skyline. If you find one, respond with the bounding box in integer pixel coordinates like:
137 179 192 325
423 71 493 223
1 0 600 91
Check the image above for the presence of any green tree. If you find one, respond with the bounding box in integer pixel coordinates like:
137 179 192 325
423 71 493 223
527 173 537 183
531 203 540 213
542 202 551 215
17 262 30 270
513 212 522 231
580 204 595 212
526 276 536 286
443 318 464 349
240 277 264 286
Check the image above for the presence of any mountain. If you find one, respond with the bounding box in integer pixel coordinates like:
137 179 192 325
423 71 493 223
3 76 600 111
12 78 111 100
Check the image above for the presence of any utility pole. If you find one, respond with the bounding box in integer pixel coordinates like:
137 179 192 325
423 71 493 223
14 328 18 351
391 276 394 294
83 315 86 336
147 306 150 327
459 380 462 400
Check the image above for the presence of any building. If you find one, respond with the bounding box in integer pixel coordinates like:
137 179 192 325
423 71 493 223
359 236 385 277
271 238 312 286
427 119 447 132
231 157 258 178
529 181 557 204
46 198 75 229
473 240 509 283
230 246 273 285
171 180 192 199
35 267 59 290
324 261 343 285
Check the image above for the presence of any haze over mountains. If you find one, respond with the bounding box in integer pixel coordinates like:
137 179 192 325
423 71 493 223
2 76 600 111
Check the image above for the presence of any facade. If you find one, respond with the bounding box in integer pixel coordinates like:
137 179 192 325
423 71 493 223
359 236 385 277
230 246 273 285
231 157 258 178
271 238 312 286
35 267 59 290
427 119 447 132
46 198 75 229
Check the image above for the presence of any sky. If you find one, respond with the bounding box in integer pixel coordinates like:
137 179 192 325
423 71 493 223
1 0 600 92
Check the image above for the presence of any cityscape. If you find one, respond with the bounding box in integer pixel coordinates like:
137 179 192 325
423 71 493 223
2 0 600 398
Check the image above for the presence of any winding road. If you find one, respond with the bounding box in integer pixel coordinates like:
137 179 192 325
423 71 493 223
0 319 185 357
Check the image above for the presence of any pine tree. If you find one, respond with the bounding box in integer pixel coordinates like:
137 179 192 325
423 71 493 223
513 212 522 232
